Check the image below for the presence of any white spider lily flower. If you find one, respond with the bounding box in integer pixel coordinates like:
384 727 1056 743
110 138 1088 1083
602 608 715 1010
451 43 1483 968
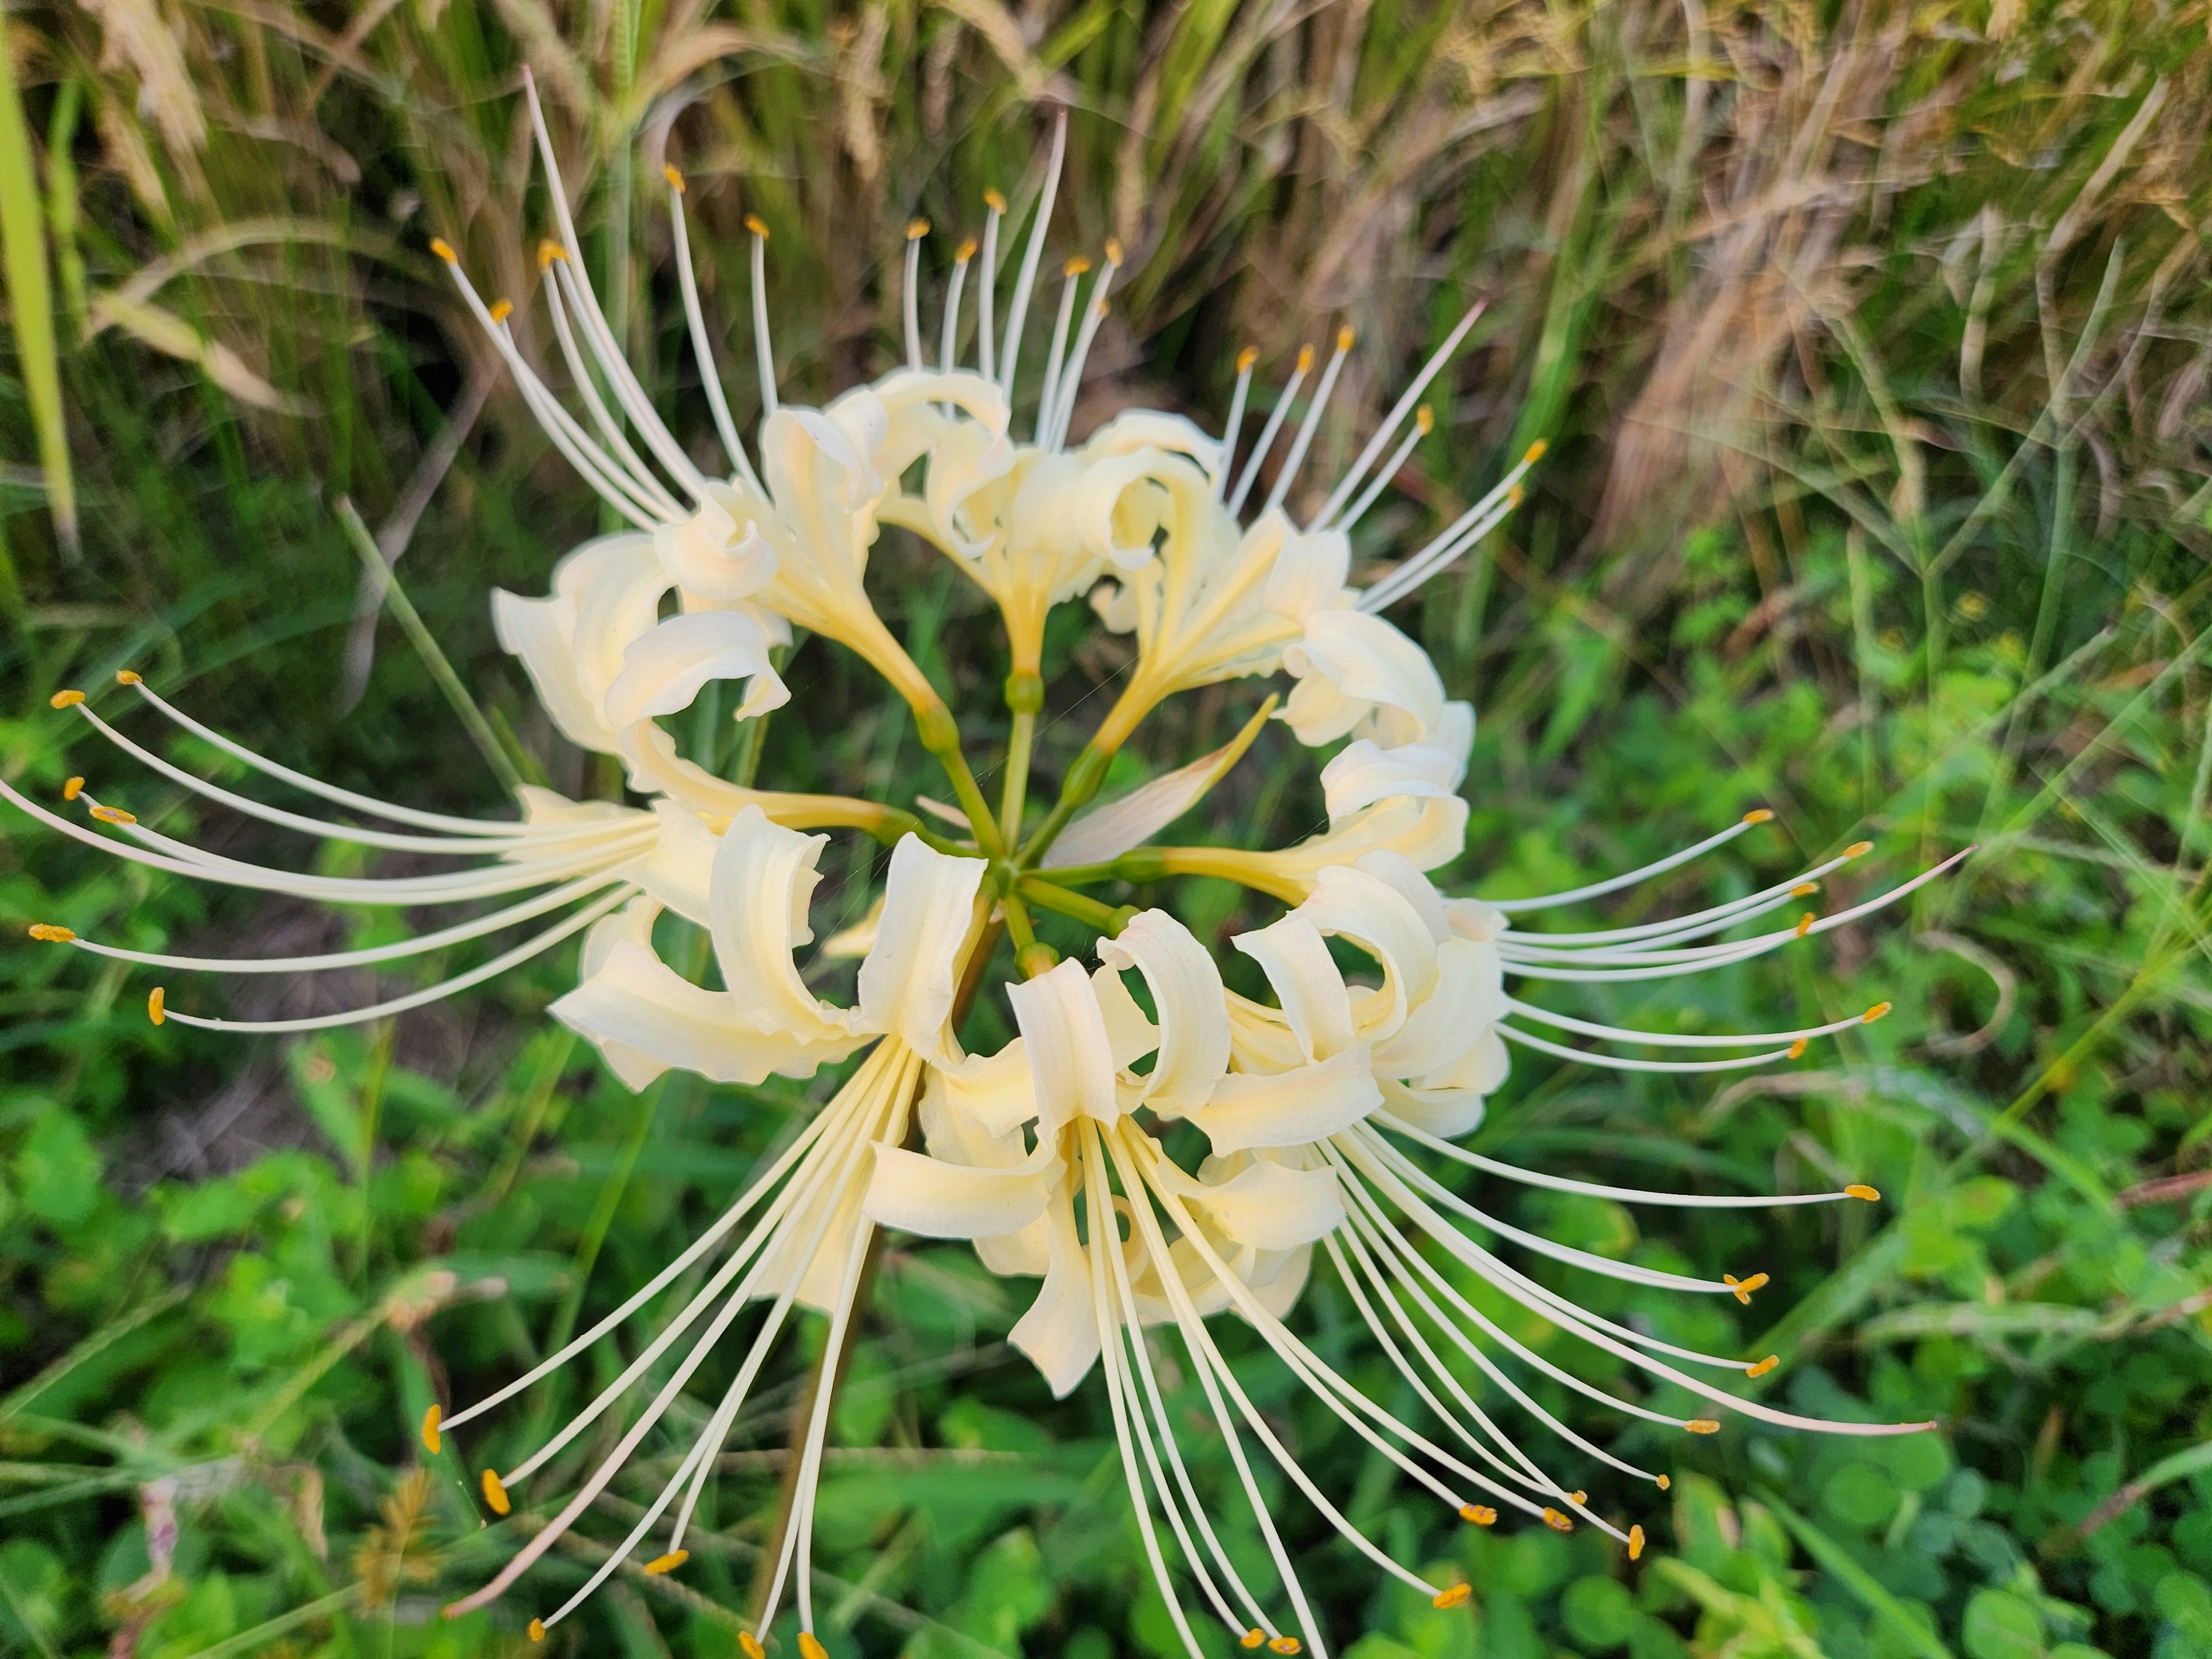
433 70 1010 745
433 810 988 1646
10 675 717 1031
870 830 1949 1656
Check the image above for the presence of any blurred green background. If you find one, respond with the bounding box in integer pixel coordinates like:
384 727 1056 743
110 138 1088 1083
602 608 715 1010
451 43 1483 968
2 0 2211 1655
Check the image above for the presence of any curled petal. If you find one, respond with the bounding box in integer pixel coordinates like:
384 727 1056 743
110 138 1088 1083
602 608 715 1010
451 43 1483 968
618 800 718 925
1154 1154 1344 1252
601 609 775 728
1371 936 1503 1079
1184 1045 1382 1154
1257 513 1353 623
553 941 861 1087
864 1139 1062 1240
857 835 988 1060
1096 910 1230 1116
707 806 855 1048
1319 738 1460 824
1009 1183 1101 1397
1231 911 1355 1063
1007 957 1122 1135
654 494 777 602
1281 609 1446 748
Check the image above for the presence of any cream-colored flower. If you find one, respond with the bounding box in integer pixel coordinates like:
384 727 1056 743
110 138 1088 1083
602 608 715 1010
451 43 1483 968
435 812 988 1642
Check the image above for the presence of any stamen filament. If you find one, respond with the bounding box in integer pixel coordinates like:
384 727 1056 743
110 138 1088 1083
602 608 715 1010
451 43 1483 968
1261 328 1352 519
1313 300 1484 529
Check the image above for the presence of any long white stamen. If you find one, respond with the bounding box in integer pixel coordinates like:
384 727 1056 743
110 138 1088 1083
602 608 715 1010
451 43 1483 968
444 1066 897 1621
435 255 663 529
1499 853 1856 948
664 168 762 494
940 237 975 374
1314 299 1485 529
78 791 654 905
518 73 713 506
1227 348 1310 517
1048 247 1120 448
903 218 929 373
1083 1135 1213 1659
998 110 1067 400
1334 408 1431 535
1213 347 1256 499
1500 848 1974 984
1260 327 1353 519
746 216 778 417
1485 812 1772 915
1329 1161 1667 1478
440 1085 858 1433
1122 1136 1461 1604
541 254 690 520
62 873 625 975
69 702 602 855
156 887 634 1032
1495 1023 1808 1074
1374 1112 1877 1210
1357 444 1541 613
1035 258 1085 444
1501 997 1869 1049
1096 1142 1279 1643
1332 1148 1698 1446
977 193 1003 384
1345 1138 1934 1437
1322 1229 1566 1509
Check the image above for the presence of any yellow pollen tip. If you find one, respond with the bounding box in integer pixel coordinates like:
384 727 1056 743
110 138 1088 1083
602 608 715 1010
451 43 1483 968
1796 912 1816 937
1571 1491 1588 1505
1846 1183 1881 1201
1844 839 1874 857
1336 325 1355 350
955 236 978 262
799 1634 828 1659
1747 1354 1779 1378
50 689 84 708
29 924 75 943
983 188 1007 213
1722 1271 1768 1303
90 805 137 825
1524 438 1548 463
1629 1524 1646 1560
1296 344 1316 373
429 237 456 263
1687 1419 1722 1434
63 777 84 800
481 1468 510 1514
1237 346 1259 372
537 240 566 268
1543 1508 1574 1532
1787 1038 1808 1059
115 669 142 685
421 1404 442 1454
1106 237 1124 264
1241 1632 1266 1652
908 218 931 240
1508 484 1525 507
1862 1001 1893 1023
1791 881 1818 896
744 214 770 239
1460 1503 1496 1525
1268 1639 1302 1656
1416 404 1434 433
643 1550 688 1575
664 163 684 191
1063 255 1090 276
740 1637 766 1659
147 987 165 1025
1431 1584 1472 1609
1656 1474 1671 1491
488 299 513 324
528 1619 545 1642
1743 807 1775 824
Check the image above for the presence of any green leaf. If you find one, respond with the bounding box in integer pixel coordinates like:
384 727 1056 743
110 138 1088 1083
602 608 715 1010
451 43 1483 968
13 1111 100 1226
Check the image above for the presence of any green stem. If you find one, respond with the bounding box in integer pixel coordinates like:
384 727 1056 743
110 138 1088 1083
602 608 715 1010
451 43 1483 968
336 497 526 796
916 699 1006 859
1018 742 1111 868
1001 889 1058 977
998 671 1044 842
1017 877 1131 936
